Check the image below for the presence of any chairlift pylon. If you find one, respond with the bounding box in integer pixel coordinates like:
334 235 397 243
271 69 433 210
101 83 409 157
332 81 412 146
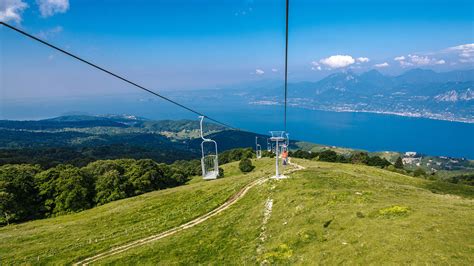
269 131 288 179
199 116 219 180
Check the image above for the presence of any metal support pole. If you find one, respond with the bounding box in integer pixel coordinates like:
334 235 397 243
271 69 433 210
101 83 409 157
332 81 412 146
275 139 280 177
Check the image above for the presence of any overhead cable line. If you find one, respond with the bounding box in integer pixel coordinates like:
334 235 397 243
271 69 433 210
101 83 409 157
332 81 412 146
284 0 289 132
0 22 236 130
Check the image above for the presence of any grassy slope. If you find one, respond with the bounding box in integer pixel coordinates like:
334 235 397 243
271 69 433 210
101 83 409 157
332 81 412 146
0 160 274 264
1 159 473 264
100 159 474 265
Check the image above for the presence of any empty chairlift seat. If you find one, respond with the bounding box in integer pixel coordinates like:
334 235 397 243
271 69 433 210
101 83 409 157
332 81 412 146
199 116 219 180
256 136 262 159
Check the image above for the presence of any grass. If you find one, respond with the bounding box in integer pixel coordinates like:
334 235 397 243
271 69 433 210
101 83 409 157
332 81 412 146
99 159 474 265
1 158 473 264
0 159 274 264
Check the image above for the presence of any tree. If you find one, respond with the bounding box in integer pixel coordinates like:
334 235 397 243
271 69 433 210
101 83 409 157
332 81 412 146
218 167 225 178
35 164 94 216
291 150 318 159
0 164 42 225
413 168 427 177
366 156 392 168
394 157 404 169
350 152 369 164
318 150 338 162
94 169 130 205
239 158 255 173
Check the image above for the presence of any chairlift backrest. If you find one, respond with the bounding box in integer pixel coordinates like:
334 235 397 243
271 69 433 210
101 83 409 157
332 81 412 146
199 116 219 180
256 136 262 159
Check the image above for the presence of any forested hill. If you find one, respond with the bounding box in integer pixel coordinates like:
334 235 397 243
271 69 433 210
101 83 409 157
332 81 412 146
0 115 268 168
1 114 472 174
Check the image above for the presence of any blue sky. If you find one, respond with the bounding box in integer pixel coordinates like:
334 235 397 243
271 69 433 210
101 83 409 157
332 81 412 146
1 0 473 99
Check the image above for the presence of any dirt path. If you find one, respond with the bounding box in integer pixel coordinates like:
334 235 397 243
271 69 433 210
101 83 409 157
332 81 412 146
74 161 304 265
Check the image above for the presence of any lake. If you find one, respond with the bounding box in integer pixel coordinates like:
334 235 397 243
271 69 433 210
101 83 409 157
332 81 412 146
2 95 473 159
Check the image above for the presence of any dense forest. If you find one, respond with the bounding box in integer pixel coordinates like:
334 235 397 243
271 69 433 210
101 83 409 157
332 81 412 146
0 147 261 226
0 159 197 225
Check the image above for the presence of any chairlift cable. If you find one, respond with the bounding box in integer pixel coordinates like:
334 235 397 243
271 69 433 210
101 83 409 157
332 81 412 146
0 22 236 130
284 0 289 132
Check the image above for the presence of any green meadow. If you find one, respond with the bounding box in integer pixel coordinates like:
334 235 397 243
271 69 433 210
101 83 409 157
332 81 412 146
1 158 473 264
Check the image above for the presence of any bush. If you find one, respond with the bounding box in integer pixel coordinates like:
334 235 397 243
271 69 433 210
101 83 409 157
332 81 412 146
394 157 404 169
366 156 392 168
449 174 474 186
413 168 427 177
218 167 225 178
239 158 255 173
219 148 255 164
377 205 410 218
318 150 347 163
262 150 275 158
290 150 318 160
350 152 369 164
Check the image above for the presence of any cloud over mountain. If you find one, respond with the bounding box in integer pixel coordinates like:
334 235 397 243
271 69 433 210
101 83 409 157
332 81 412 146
319 55 355 68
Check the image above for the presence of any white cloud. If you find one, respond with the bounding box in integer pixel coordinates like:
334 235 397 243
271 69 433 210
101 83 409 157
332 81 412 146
394 56 405 61
356 57 370 63
36 25 63 39
319 55 355 68
311 66 322 71
0 0 28 23
37 0 69 18
395 54 446 67
408 54 432 65
374 62 389 68
271 68 278 72
448 43 474 60
448 43 474 52
255 69 264 75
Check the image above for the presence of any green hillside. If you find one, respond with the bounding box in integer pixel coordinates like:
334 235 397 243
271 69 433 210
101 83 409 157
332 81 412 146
1 159 473 264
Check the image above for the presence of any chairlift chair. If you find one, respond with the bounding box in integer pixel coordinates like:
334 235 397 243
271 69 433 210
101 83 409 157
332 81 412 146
255 136 262 159
199 116 219 180
267 138 272 152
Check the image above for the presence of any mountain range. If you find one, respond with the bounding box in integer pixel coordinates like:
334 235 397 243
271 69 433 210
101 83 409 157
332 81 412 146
236 68 474 122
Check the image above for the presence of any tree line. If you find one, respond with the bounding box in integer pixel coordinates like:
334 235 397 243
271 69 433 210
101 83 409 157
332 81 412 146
0 158 202 226
0 147 259 226
290 149 392 168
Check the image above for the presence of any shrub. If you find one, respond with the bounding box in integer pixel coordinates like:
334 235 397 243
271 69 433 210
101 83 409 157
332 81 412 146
318 150 338 162
290 150 318 159
350 152 369 164
366 156 392 168
449 174 474 186
239 158 255 173
219 148 255 164
394 157 404 169
218 167 225 178
318 150 347 163
413 168 427 177
377 205 410 218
